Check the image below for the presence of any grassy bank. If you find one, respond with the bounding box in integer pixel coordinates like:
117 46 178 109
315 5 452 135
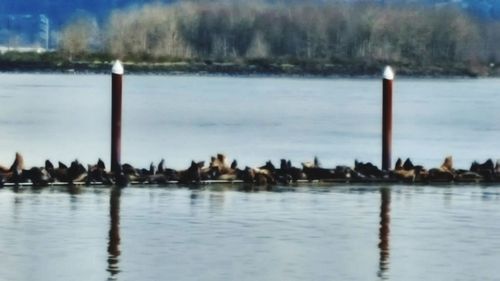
0 51 494 77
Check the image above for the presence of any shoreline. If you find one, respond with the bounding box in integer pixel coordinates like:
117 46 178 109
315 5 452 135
0 58 495 78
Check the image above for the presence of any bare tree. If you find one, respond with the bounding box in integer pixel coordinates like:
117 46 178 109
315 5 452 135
59 14 99 60
55 0 496 73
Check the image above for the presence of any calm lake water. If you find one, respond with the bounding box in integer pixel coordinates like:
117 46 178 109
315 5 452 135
0 74 499 169
1 185 500 281
0 74 500 281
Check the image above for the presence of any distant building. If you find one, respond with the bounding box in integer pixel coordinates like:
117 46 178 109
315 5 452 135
0 14 50 52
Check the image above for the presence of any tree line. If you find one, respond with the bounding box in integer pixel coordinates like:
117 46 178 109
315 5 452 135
58 1 500 72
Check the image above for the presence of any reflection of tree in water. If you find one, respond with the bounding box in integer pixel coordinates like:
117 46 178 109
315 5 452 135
378 187 391 280
107 187 121 279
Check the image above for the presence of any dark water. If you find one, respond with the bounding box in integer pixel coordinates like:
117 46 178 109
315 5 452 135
0 185 499 281
1 74 500 281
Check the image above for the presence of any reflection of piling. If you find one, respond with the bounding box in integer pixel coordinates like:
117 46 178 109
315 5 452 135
111 61 124 174
382 66 394 171
107 187 121 277
378 187 391 279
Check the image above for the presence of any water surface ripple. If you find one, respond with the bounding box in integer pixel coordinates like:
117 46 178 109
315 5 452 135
0 185 499 281
0 74 499 169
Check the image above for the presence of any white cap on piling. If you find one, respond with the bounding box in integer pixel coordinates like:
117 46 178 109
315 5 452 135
383 66 394 80
112 60 124 75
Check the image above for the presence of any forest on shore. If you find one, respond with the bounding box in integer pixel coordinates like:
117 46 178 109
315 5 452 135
5 2 500 76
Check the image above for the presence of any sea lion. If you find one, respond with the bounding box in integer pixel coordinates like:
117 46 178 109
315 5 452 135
178 161 205 184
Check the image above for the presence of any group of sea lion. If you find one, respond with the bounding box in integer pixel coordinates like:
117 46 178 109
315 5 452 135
1 153 500 187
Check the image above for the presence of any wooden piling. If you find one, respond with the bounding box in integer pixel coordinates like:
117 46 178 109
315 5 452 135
382 66 394 171
111 61 124 174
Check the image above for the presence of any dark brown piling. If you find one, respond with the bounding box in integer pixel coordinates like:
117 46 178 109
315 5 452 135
382 66 394 171
111 61 124 174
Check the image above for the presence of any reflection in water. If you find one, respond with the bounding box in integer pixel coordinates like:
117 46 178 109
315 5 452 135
209 192 225 213
12 196 23 223
107 188 121 279
68 186 82 212
68 185 83 195
190 190 201 206
378 187 391 280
